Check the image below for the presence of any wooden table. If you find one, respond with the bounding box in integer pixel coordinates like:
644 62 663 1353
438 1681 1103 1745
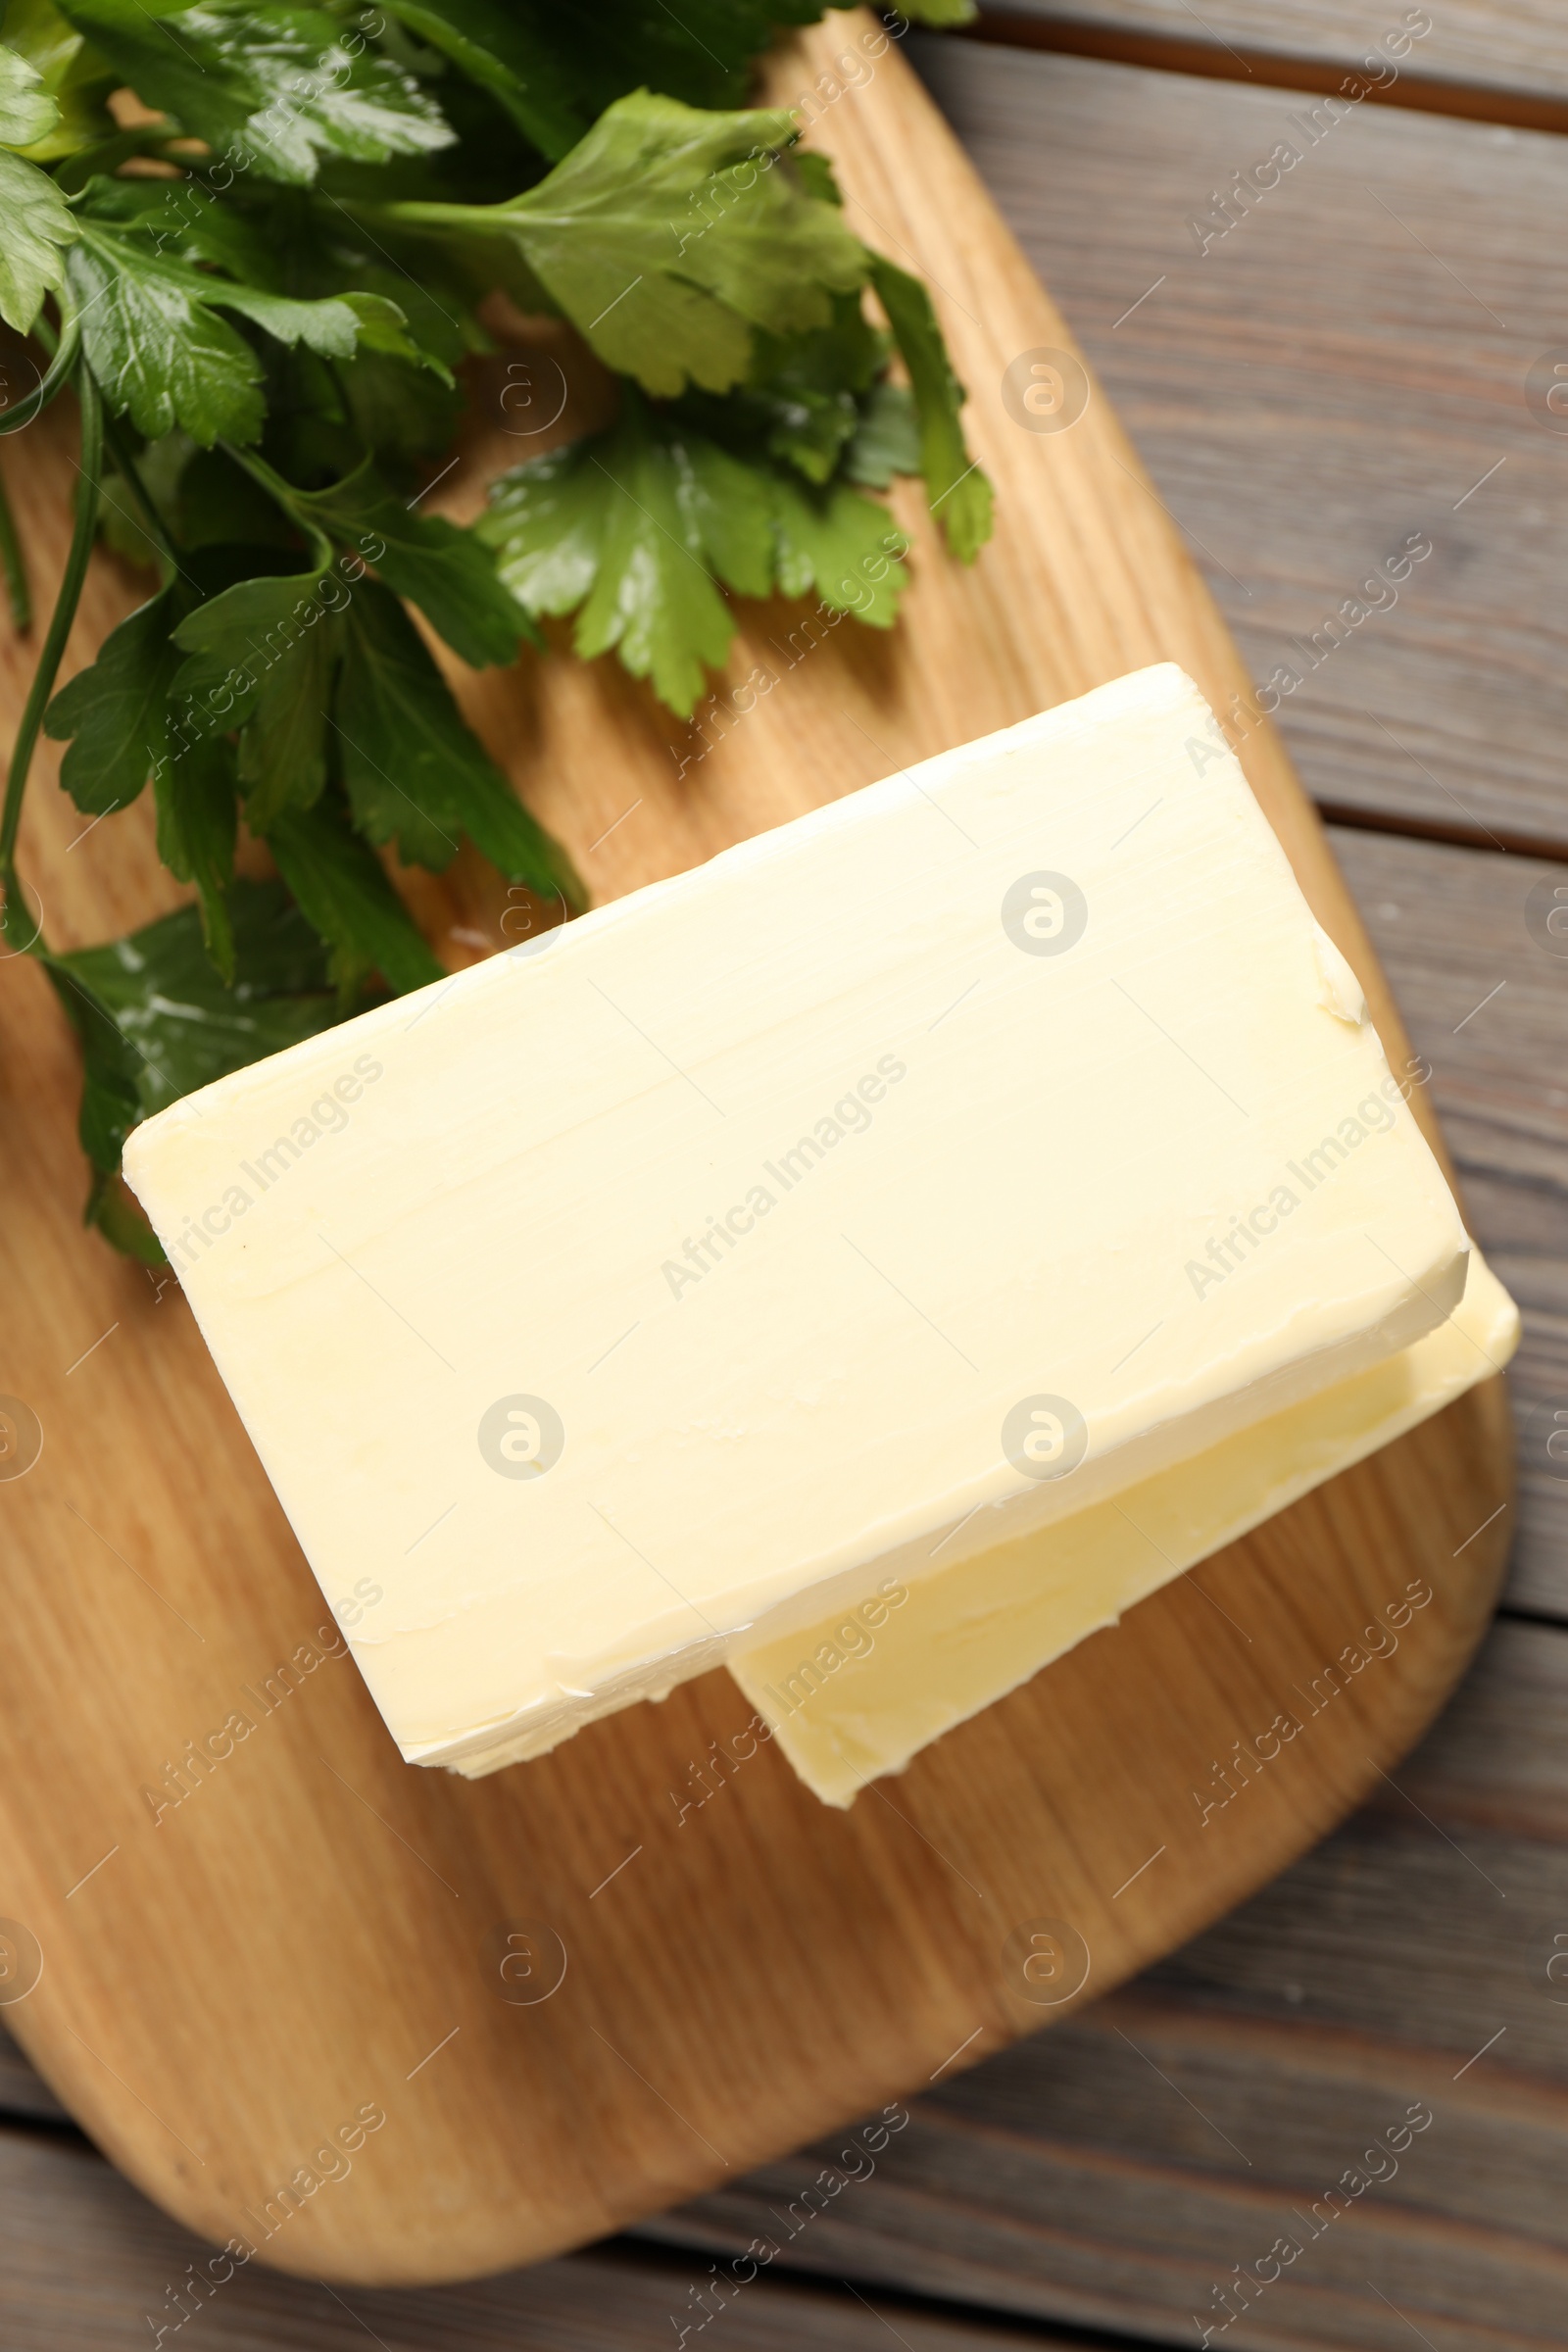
3 10 1565 2346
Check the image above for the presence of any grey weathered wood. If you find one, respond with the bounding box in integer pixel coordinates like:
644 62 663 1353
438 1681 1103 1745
973 0 1568 118
651 1619 1568 2351
910 35 1568 854
0 2119 1077 2352
1330 828 1568 1618
0 2031 67 2127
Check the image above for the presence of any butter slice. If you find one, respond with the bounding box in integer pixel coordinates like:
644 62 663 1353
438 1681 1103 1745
730 1252 1519 1805
122 664 1470 1785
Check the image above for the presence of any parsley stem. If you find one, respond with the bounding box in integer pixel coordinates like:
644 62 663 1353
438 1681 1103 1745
100 409 177 573
0 366 102 955
219 441 334 570
0 466 29 632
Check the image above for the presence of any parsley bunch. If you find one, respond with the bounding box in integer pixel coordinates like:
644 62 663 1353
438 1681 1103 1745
0 0 988 1261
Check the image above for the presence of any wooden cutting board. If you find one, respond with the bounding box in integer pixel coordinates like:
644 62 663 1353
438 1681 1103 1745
0 13 1512 2288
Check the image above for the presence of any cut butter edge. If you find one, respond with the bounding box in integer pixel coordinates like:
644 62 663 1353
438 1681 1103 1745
727 1250 1519 1807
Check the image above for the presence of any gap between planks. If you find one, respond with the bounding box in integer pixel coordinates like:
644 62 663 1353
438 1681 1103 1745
963 9 1568 136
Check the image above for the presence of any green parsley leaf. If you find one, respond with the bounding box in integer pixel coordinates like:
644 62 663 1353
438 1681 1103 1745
383 92 866 398
376 0 589 161
153 734 239 980
333 576 577 903
57 0 455 184
0 37 61 146
901 0 978 23
65 216 412 442
867 252 992 562
454 1 842 122
480 392 909 717
44 584 180 815
292 460 538 667
0 145 75 329
265 792 444 997
171 565 344 827
67 229 265 441
44 574 245 972
44 877 342 1216
842 380 920 487
482 412 735 718
768 467 907 622
11 0 992 1271
677 290 889 485
1 0 118 162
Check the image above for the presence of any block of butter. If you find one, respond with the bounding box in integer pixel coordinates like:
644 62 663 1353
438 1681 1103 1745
731 1251 1518 1805
123 663 1474 1788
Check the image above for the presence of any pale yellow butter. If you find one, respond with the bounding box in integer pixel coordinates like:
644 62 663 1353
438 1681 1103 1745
729 1253 1519 1806
122 663 1475 1788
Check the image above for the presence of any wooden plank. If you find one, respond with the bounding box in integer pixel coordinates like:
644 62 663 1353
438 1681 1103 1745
1331 828 1568 1619
971 0 1568 124
909 35 1568 854
649 1619 1568 2351
0 2123 1074 2352
0 10 1514 2287
0 2036 66 2129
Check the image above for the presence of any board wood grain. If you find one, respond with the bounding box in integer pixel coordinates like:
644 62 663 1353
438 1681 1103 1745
0 12 1513 2286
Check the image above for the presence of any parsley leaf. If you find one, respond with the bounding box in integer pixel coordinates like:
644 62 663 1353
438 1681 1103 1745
842 381 921 487
5 0 990 1264
0 37 60 146
265 792 444 997
66 229 265 441
153 735 239 980
56 1 454 183
676 290 889 485
171 564 344 827
868 252 992 561
44 584 182 816
65 218 415 443
480 391 909 716
1 1 118 161
375 1 590 161
44 574 247 973
414 2 898 122
0 146 75 330
382 93 866 397
45 876 345 1247
333 576 576 900
291 461 539 666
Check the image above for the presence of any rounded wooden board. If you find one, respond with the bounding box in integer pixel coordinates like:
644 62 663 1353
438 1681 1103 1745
0 13 1512 2288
